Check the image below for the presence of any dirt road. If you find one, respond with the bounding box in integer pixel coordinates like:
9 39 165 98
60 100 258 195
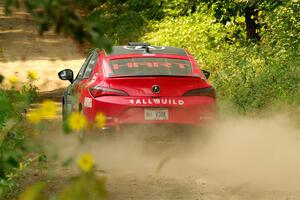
1 5 300 200
0 5 84 92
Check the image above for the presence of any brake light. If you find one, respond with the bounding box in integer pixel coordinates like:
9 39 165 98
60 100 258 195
183 87 216 98
89 86 128 97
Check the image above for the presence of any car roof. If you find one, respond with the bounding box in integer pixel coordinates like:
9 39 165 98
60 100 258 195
106 45 188 57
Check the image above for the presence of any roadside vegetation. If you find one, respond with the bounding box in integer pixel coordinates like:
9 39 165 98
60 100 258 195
1 0 299 199
0 73 38 197
0 74 107 199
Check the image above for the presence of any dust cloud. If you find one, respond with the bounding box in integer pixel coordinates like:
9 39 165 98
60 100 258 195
49 114 300 191
186 115 300 190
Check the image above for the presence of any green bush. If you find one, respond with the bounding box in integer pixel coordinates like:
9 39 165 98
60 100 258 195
0 82 38 199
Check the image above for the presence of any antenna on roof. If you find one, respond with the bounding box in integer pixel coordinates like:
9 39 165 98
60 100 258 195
144 46 151 53
141 43 150 53
128 42 151 53
128 42 150 47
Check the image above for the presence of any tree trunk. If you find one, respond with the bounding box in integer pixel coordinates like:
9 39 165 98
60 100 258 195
244 6 260 41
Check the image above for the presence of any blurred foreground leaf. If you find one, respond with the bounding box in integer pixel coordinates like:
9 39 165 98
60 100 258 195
19 182 47 200
59 173 106 200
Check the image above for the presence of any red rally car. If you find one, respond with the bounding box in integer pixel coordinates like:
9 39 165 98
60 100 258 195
58 43 216 130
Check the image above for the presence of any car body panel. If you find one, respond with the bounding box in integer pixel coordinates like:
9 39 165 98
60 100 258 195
105 77 211 97
82 96 215 127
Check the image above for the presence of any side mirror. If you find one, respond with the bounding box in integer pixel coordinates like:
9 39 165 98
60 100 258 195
201 70 210 79
58 69 74 83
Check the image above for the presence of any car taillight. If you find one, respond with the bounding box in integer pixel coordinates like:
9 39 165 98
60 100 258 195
89 86 128 97
183 87 216 98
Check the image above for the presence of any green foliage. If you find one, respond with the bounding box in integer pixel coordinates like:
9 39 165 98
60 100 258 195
202 0 284 22
19 182 47 200
0 75 3 84
0 81 38 199
143 10 242 69
59 173 106 200
85 0 166 44
87 4 147 44
18 172 106 200
158 0 200 16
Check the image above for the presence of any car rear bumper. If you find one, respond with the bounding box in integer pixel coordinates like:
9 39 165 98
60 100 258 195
82 96 216 128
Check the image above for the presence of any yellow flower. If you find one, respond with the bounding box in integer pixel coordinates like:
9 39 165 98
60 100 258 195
95 112 106 128
27 110 42 124
27 70 38 81
26 100 57 124
39 100 57 119
8 75 18 85
77 153 94 172
68 112 87 131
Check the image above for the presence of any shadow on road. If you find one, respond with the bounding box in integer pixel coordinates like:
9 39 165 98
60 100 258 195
36 88 65 102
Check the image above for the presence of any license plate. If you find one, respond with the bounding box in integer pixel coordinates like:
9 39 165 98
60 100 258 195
144 109 169 120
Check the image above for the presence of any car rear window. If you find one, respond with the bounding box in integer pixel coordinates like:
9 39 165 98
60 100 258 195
108 58 193 77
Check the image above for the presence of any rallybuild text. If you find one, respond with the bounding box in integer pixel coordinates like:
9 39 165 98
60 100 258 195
129 98 185 105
